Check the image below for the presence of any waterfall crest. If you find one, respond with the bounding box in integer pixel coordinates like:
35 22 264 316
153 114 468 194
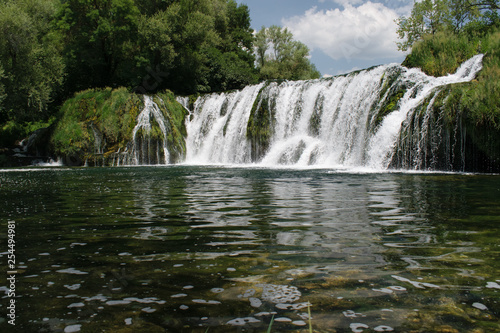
182 55 484 170
117 96 170 165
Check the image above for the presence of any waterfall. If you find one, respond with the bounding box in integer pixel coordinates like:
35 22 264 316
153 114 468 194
184 83 265 164
183 55 484 169
118 96 170 165
367 54 484 169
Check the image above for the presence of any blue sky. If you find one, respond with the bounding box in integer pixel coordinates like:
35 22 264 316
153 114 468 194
236 0 414 76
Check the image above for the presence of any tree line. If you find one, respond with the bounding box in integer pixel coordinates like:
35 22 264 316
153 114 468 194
396 0 500 150
396 0 499 51
0 0 319 125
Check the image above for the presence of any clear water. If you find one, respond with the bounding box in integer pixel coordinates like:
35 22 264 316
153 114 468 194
0 166 499 332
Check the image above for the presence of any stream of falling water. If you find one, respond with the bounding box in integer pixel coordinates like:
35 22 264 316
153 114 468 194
182 55 483 169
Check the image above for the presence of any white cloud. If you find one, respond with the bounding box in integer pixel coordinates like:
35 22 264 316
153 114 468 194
283 2 403 62
331 0 365 6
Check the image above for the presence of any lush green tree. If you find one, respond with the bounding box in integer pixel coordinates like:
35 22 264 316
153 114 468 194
203 0 257 91
255 25 320 80
396 0 451 51
134 0 175 16
0 0 64 122
136 0 256 94
396 0 499 51
57 0 141 92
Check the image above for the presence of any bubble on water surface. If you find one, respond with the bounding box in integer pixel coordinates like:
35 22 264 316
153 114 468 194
249 297 262 308
106 300 131 305
472 302 488 311
350 323 369 332
64 284 81 290
64 324 81 332
227 317 260 326
259 284 301 303
254 312 277 317
241 289 255 298
67 303 85 308
56 268 88 275
486 282 500 289
343 310 365 318
193 299 221 304
210 288 224 293
389 286 406 291
276 302 309 310
274 317 292 322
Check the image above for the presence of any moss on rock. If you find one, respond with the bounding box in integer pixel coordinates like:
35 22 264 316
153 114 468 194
52 88 188 166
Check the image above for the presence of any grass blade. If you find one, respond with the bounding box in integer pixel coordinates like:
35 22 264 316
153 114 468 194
267 314 275 333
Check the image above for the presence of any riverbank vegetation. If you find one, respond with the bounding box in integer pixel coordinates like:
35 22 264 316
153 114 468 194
0 0 318 149
1 0 499 170
394 0 500 171
398 0 500 131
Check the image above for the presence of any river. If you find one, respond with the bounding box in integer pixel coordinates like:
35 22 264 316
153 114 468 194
1 166 499 332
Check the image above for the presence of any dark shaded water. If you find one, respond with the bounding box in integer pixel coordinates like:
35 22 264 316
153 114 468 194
0 166 499 332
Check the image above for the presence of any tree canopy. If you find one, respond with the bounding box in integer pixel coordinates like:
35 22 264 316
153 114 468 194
255 25 320 81
0 0 322 125
0 0 65 123
396 0 499 51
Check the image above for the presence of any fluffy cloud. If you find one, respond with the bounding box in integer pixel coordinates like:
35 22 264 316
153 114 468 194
283 2 403 61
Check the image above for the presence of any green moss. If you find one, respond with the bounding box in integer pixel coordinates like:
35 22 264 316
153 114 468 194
375 88 407 128
308 94 324 136
246 84 274 161
155 90 189 163
52 88 188 165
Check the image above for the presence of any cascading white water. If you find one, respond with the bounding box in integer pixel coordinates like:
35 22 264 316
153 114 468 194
182 55 483 169
122 95 169 165
260 66 390 167
366 54 484 169
185 83 265 164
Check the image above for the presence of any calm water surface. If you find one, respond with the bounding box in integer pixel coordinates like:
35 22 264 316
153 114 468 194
0 166 499 332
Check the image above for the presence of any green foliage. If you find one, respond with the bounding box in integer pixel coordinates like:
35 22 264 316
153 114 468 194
57 0 141 92
416 30 500 167
52 87 188 164
155 90 189 162
136 0 257 95
255 25 321 81
396 0 447 51
396 0 499 52
402 30 479 76
446 31 500 130
0 119 55 147
0 0 321 154
0 0 65 123
52 88 143 157
247 85 275 161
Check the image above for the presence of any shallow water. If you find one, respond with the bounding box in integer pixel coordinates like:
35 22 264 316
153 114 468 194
0 166 499 332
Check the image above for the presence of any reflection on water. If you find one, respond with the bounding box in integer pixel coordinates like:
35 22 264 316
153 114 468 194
0 166 499 332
